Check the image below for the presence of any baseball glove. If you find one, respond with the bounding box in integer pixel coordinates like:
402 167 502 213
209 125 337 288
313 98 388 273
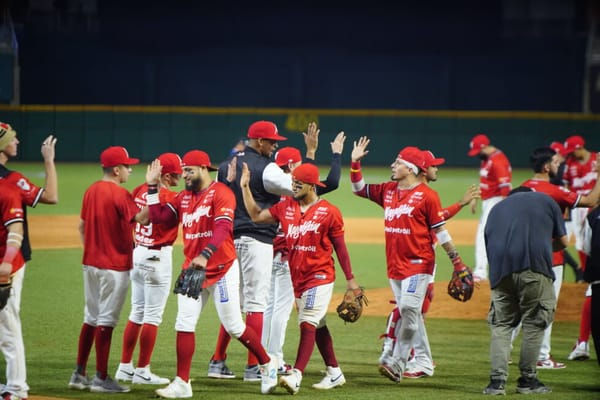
336 287 368 323
0 280 11 311
447 266 474 302
173 267 206 300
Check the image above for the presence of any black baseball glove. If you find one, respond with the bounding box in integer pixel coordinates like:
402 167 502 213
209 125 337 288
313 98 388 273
0 280 11 311
173 267 206 300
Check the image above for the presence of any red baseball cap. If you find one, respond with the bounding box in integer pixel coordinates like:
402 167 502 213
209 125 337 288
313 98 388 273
397 146 427 173
468 134 490 157
422 150 445 167
564 135 585 154
275 147 302 167
549 141 567 157
247 121 287 141
157 152 183 175
292 163 326 187
100 146 140 168
182 150 218 171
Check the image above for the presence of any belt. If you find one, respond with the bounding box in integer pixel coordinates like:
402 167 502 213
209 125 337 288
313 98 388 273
137 243 172 251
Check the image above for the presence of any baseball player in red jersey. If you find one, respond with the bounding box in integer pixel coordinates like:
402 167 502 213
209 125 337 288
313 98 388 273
260 128 345 376
239 162 361 394
468 134 512 282
146 150 278 398
68 146 148 394
115 153 183 385
515 146 600 369
562 135 597 363
351 137 472 383
0 122 58 400
379 149 480 379
0 182 27 400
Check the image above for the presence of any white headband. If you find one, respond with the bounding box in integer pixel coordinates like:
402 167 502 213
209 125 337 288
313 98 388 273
399 159 419 175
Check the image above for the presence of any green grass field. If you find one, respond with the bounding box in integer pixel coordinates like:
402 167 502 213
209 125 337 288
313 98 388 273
3 162 598 399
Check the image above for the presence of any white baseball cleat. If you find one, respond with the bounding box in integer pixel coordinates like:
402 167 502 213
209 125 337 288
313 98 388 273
260 355 279 394
567 340 590 361
132 365 170 384
115 362 135 382
155 376 192 399
279 368 302 395
312 366 346 389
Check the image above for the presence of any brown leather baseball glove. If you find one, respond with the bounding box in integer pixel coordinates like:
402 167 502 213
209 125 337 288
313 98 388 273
336 287 368 323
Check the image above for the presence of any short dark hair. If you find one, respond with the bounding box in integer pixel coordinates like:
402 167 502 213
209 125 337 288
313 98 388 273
530 147 556 173
508 186 533 196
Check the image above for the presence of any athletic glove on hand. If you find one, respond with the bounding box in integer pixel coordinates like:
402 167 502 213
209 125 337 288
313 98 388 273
336 287 368 323
447 256 474 302
174 267 206 300
0 280 11 311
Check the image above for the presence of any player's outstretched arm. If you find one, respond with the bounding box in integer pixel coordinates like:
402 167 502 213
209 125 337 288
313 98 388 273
240 162 277 224
40 135 58 204
303 121 319 160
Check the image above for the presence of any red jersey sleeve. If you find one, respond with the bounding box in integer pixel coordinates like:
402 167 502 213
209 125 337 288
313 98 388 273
4 171 43 207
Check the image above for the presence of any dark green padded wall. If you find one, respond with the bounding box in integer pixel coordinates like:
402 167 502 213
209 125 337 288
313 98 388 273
1 106 599 167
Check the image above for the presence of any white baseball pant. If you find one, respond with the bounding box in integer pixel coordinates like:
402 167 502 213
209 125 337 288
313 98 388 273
0 266 29 399
175 260 246 337
262 252 294 367
474 196 504 280
389 274 431 374
235 236 273 313
296 282 334 328
129 245 173 326
83 265 130 327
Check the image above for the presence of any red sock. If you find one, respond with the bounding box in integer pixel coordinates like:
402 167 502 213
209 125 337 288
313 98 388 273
387 308 401 338
578 251 587 271
176 331 195 382
95 326 114 379
238 327 269 365
120 320 142 364
76 323 96 376
245 312 263 366
137 323 158 367
294 322 316 373
315 326 338 367
212 324 231 361
578 296 592 343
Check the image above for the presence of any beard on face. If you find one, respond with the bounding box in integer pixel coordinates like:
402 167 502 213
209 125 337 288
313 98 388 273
185 176 201 191
479 154 488 161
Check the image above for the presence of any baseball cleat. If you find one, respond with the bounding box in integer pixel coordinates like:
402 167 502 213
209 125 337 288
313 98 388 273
132 365 170 384
536 357 566 369
243 364 261 382
90 375 130 393
68 370 90 390
279 368 302 395
567 340 590 361
260 356 279 394
312 366 345 389
115 362 135 382
378 362 402 383
207 358 236 379
155 376 192 399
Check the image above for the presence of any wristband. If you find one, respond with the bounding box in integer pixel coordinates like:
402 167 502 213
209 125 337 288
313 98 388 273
2 246 19 264
146 192 159 205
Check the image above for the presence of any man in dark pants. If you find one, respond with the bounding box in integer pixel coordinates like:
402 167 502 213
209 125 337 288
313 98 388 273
483 188 568 395
581 203 600 365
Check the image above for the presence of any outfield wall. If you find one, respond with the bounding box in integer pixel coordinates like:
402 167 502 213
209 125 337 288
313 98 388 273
1 104 600 167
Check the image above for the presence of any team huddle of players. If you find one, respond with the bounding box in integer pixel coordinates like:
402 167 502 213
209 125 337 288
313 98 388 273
0 119 596 399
